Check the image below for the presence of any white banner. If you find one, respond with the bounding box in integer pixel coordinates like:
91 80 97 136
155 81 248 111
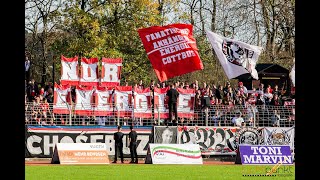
93 86 114 116
178 126 238 155
149 143 203 164
263 127 295 154
177 88 195 118
74 86 94 115
52 143 109 164
154 87 170 119
53 83 70 114
79 57 99 86
206 30 262 80
60 55 79 85
133 87 152 118
114 86 133 117
100 58 122 87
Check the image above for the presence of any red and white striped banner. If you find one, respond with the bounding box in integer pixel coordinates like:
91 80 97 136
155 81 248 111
154 87 170 119
53 83 71 114
79 57 99 86
74 86 94 116
100 58 122 87
93 86 114 116
133 87 152 118
60 55 79 86
114 86 132 117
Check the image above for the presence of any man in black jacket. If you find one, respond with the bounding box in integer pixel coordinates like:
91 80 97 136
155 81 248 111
113 125 124 163
166 84 179 126
129 125 138 163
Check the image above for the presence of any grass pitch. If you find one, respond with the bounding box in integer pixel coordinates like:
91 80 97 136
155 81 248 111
26 164 294 180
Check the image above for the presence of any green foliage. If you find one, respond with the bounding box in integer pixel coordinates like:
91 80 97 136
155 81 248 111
50 0 162 84
26 0 295 85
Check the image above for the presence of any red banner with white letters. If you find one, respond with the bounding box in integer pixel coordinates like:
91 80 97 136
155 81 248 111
138 24 203 82
74 86 94 116
100 58 122 87
114 86 133 117
177 88 195 118
79 57 99 86
53 83 71 114
93 86 114 116
133 87 152 118
60 55 79 86
153 87 170 119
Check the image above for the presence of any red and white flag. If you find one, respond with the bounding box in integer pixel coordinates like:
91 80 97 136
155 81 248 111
133 87 152 118
206 30 262 80
100 58 122 87
60 55 79 85
93 86 114 116
114 86 132 117
53 83 71 114
153 87 170 119
74 86 94 116
79 57 99 86
138 24 203 82
177 88 195 118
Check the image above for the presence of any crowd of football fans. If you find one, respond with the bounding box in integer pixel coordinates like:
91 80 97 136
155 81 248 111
25 79 295 127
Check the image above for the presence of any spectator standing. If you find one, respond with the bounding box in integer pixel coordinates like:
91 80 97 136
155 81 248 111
129 125 138 163
231 112 245 127
237 82 248 95
166 84 179 126
45 88 54 104
112 125 124 163
270 94 282 106
25 56 31 81
215 85 223 104
138 80 144 89
201 88 211 126
270 110 281 127
161 81 166 88
27 79 39 102
273 85 281 97
257 83 264 95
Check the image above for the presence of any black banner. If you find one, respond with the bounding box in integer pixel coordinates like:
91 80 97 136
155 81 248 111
25 127 152 158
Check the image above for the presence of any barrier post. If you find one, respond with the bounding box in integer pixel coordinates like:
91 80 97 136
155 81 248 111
117 107 120 126
66 102 72 126
205 107 209 126
157 105 160 126
69 106 72 126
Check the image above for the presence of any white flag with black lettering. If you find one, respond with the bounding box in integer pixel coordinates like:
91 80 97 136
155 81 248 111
205 30 263 80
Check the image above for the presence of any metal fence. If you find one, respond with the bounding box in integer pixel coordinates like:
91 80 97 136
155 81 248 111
25 102 295 127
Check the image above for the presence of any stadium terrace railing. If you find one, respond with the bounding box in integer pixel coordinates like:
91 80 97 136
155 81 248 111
25 102 295 127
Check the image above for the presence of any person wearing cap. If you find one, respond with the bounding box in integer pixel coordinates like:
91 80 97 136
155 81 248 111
237 81 248 95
